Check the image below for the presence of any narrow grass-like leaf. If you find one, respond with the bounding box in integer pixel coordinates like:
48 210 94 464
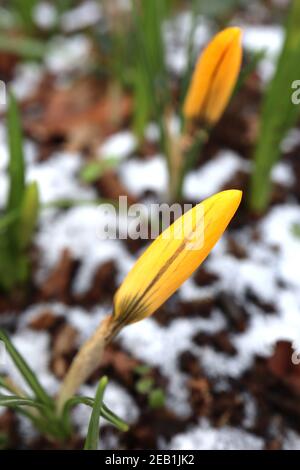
11 0 38 32
101 403 129 432
250 0 300 212
12 0 37 30
6 91 25 215
84 376 108 450
179 0 201 114
42 197 117 210
0 394 47 410
62 396 128 433
0 330 53 407
0 378 63 440
0 35 46 59
18 182 39 249
0 432 8 449
0 92 32 291
0 239 16 291
0 211 18 231
131 0 168 138
0 374 23 395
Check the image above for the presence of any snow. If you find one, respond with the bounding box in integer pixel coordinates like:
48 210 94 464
166 419 264 450
67 305 109 343
61 1 102 33
36 205 133 292
120 155 168 197
281 128 300 153
145 123 160 142
27 151 95 204
243 25 283 57
164 12 210 75
33 2 57 30
11 63 44 101
260 204 300 289
242 25 284 82
208 255 278 304
100 131 137 161
46 35 92 74
189 201 300 379
191 203 300 378
284 431 300 450
183 150 250 201
119 312 225 416
271 162 295 186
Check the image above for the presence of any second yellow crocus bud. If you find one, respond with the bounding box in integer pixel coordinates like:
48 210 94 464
183 27 242 125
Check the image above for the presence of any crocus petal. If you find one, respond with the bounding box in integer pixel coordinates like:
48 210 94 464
113 190 242 325
183 27 242 124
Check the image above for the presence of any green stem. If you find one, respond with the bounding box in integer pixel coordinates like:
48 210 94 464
173 128 209 202
61 397 128 435
249 0 300 213
42 197 117 210
84 377 108 450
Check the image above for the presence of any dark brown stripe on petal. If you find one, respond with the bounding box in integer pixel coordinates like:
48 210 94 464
114 201 216 324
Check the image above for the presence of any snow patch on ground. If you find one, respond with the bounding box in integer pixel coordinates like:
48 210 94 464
165 419 264 450
164 12 210 75
271 162 295 187
46 35 92 74
34 2 57 30
120 155 168 197
242 25 283 82
36 205 133 292
11 63 44 101
261 204 300 289
281 128 300 153
27 151 95 204
184 151 249 201
61 0 102 32
100 131 137 161
119 312 225 416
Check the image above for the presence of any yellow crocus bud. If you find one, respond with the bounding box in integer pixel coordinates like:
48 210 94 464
113 190 242 325
183 27 242 125
58 190 242 410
